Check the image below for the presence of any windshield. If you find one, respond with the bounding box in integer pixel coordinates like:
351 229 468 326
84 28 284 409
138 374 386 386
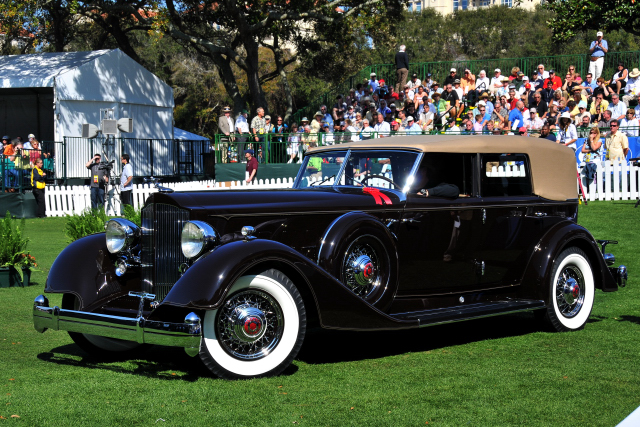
294 149 420 191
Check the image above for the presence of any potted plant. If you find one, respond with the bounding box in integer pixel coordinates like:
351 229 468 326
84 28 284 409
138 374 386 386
0 211 37 287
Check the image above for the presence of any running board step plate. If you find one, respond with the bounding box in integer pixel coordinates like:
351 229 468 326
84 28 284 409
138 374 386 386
391 300 546 327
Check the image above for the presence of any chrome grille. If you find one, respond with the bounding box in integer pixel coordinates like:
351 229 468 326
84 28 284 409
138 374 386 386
141 203 189 301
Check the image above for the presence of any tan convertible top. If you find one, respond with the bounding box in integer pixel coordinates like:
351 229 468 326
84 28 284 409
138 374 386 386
308 135 578 201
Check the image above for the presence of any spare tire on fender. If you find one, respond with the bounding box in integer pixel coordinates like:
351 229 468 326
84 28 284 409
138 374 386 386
317 212 398 312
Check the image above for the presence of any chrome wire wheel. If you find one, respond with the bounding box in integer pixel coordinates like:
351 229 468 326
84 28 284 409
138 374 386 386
555 265 585 318
200 269 306 379
544 247 595 332
215 290 284 361
341 235 389 304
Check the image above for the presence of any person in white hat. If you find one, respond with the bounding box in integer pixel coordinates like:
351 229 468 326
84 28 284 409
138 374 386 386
589 31 608 79
23 133 36 150
490 68 503 95
523 107 544 131
368 72 379 92
443 68 460 86
404 116 421 135
557 111 578 150
622 67 640 105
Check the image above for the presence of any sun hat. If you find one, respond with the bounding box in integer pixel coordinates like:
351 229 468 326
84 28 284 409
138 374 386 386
560 112 571 120
629 68 640 78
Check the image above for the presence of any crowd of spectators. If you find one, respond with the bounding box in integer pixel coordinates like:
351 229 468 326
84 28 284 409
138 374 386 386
2 133 53 192
222 31 636 164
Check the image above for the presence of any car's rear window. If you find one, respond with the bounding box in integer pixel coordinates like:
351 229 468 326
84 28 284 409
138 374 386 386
481 153 533 197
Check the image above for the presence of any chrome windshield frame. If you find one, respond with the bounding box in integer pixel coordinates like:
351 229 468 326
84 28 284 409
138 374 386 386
293 148 423 192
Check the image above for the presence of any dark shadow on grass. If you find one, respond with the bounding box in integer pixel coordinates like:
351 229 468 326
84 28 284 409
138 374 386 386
37 343 299 380
38 344 208 381
616 315 640 325
297 311 550 365
587 315 606 324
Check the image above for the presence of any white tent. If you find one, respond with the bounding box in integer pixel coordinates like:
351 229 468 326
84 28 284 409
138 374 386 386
0 49 175 177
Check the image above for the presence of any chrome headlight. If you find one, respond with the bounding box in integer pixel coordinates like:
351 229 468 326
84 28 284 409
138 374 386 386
181 221 219 259
105 219 140 254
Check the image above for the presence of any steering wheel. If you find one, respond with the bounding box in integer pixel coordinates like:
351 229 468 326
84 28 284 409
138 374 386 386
359 174 401 190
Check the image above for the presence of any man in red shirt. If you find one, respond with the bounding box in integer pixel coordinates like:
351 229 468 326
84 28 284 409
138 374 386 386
245 149 258 184
544 70 562 91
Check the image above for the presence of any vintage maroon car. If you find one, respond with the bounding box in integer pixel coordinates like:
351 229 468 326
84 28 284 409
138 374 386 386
33 135 627 379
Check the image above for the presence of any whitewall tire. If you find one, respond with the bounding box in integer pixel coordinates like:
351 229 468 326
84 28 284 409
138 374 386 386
544 247 595 332
200 269 306 379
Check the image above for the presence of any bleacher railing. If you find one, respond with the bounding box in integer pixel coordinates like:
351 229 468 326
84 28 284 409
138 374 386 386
291 50 640 125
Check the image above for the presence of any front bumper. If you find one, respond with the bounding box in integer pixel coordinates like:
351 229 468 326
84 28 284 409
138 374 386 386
33 295 202 357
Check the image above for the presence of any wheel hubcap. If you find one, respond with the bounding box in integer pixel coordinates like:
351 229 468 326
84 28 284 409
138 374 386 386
556 265 585 318
352 255 376 287
343 240 382 299
216 290 284 360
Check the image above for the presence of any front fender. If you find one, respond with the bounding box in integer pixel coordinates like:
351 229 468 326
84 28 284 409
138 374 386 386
520 221 617 301
161 239 417 331
45 233 127 309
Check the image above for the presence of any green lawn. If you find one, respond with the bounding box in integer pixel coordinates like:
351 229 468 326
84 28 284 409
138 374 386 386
1 203 639 426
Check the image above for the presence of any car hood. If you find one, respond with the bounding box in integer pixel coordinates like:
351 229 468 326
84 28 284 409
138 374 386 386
148 187 404 216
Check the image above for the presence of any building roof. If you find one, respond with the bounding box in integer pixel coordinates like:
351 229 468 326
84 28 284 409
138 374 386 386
0 50 111 88
309 134 577 202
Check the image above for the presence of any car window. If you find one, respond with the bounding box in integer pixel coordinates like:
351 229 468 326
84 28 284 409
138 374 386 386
341 150 419 190
295 150 347 188
409 153 474 197
481 153 532 197
295 150 419 190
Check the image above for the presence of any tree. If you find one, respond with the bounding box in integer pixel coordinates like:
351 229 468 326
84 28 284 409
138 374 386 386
159 0 407 120
542 0 640 41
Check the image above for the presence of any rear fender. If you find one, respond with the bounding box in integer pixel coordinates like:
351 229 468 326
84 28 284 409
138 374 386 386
520 221 617 301
161 239 416 331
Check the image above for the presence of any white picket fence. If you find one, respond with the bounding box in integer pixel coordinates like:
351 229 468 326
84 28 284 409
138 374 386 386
42 163 640 217
579 161 640 202
45 178 296 217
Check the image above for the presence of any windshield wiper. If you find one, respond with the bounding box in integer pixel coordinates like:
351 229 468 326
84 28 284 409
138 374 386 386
310 174 335 187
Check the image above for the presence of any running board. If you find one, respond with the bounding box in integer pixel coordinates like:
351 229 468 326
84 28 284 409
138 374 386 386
391 300 546 327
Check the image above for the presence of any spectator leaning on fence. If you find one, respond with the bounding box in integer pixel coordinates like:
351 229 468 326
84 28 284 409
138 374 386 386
251 107 267 143
619 109 639 137
235 109 249 155
606 120 629 162
589 31 608 79
577 115 593 137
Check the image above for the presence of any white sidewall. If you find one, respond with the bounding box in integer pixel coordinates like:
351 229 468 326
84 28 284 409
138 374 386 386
202 274 300 377
552 253 595 329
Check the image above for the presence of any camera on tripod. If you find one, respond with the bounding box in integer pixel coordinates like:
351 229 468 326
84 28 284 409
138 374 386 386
98 160 115 171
